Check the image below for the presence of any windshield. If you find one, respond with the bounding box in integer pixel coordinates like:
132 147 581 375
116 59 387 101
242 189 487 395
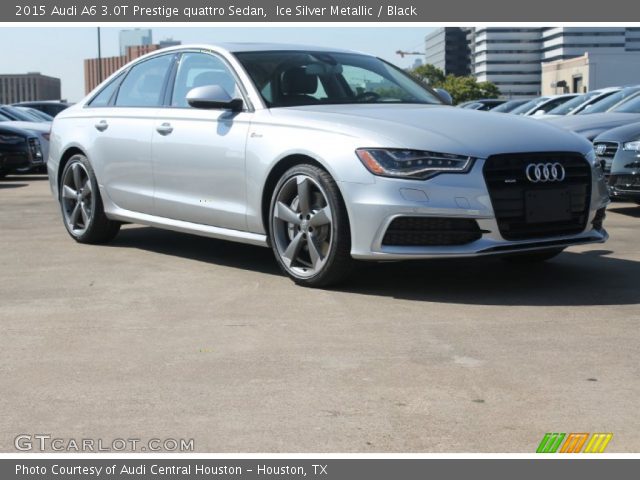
16 106 53 121
491 100 526 113
611 92 640 113
547 92 598 115
579 87 640 114
510 97 547 115
234 51 443 107
0 106 42 122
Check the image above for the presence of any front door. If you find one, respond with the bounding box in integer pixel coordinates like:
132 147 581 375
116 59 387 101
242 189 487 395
151 51 251 231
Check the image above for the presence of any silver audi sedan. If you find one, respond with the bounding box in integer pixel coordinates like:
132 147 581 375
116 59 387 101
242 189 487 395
48 43 609 287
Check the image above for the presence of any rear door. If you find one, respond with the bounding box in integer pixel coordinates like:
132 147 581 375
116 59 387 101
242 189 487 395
89 53 175 215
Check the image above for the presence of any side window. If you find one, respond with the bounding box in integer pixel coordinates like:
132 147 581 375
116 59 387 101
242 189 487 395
87 76 121 107
171 52 239 107
115 55 173 107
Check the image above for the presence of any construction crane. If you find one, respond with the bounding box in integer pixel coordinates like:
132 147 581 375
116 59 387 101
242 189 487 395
396 50 423 58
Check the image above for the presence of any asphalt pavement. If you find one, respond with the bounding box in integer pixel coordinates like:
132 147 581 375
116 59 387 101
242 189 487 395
1 174 639 452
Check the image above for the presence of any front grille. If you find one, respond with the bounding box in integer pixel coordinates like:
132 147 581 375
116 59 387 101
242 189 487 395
610 174 640 192
28 138 43 164
593 141 618 174
382 217 482 246
483 153 592 241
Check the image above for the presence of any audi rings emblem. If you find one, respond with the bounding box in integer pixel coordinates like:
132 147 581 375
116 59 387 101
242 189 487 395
525 162 566 183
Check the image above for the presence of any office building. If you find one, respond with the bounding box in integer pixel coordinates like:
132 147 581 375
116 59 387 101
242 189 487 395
472 28 543 98
425 27 471 76
0 73 61 103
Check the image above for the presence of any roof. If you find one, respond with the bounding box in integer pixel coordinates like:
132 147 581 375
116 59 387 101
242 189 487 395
159 42 362 55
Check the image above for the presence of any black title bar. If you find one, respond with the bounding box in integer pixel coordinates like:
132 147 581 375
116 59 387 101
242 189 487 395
3 0 637 22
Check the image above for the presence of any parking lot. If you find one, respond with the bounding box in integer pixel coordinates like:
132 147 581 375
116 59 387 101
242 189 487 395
1 174 639 452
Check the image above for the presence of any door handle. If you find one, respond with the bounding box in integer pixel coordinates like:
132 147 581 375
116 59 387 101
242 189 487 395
94 120 108 132
156 123 173 136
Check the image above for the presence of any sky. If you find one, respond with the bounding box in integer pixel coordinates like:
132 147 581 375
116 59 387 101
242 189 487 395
0 27 433 102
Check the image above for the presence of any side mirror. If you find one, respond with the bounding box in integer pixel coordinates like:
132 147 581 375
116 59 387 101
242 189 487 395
186 85 243 111
434 88 453 105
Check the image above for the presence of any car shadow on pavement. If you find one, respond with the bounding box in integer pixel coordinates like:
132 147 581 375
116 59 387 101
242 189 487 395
608 205 640 218
0 181 27 189
111 225 280 276
343 249 640 306
111 226 640 307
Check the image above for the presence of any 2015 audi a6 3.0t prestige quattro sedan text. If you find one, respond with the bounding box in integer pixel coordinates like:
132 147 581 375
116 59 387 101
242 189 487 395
47 44 609 287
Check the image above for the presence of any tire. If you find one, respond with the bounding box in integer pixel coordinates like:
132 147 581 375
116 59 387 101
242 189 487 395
59 154 120 244
501 248 565 264
268 164 353 287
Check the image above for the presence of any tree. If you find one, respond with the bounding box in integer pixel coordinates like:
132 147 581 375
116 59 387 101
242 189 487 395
408 64 501 105
410 64 445 86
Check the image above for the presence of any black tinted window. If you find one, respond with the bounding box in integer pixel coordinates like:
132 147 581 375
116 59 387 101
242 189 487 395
116 55 173 107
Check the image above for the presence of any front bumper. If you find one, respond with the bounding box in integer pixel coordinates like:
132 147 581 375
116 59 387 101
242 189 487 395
340 158 609 260
609 173 640 201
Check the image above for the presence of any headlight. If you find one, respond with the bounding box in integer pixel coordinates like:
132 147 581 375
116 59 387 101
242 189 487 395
356 148 473 179
623 141 640 151
0 134 25 145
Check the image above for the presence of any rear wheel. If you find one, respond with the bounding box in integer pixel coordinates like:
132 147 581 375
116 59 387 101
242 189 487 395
501 248 564 263
60 154 120 244
269 164 353 287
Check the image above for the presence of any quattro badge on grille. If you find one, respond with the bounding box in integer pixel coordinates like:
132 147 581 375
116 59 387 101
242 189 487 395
525 162 566 183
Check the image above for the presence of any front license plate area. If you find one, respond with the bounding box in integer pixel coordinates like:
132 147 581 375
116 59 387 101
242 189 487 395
525 188 572 223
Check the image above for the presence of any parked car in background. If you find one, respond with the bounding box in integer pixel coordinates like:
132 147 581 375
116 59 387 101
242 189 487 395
575 86 640 116
0 115 51 172
510 94 578 117
13 101 72 117
593 122 640 203
14 106 54 122
546 91 640 140
0 105 51 123
490 99 529 113
48 43 608 287
457 99 505 111
538 87 622 119
0 123 45 178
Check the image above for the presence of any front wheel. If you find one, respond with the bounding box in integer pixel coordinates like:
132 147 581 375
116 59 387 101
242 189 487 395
269 164 353 287
60 154 120 244
501 248 565 264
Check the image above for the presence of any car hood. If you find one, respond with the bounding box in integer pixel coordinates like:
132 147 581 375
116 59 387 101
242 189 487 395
268 104 592 158
545 112 640 139
593 121 640 143
1 121 50 136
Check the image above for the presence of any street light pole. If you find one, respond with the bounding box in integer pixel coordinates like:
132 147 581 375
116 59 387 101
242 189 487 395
97 27 103 83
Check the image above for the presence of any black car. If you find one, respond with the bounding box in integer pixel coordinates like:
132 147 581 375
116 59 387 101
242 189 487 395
12 101 71 117
0 123 45 178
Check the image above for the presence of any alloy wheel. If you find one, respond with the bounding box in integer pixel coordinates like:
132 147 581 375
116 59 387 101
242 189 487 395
61 162 94 236
272 174 333 278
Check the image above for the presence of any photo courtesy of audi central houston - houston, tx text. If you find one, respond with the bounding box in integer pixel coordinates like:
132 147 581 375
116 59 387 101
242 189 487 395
1 4 640 478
